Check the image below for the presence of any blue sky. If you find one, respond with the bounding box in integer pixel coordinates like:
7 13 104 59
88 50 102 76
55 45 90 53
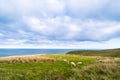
0 0 120 49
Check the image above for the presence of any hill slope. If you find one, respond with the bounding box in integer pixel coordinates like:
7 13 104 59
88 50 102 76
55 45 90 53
0 54 120 80
67 48 120 57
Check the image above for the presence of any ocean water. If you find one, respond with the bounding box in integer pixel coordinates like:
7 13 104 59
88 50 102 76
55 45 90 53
0 49 79 57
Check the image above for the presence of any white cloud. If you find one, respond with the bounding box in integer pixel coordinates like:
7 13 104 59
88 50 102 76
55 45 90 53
24 16 81 40
0 33 3 36
0 38 120 49
1 39 27 45
1 0 120 19
66 0 108 17
0 0 65 17
23 16 120 41
1 0 120 49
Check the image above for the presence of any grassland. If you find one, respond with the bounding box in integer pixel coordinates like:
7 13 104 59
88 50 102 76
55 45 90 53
0 49 120 80
67 48 120 57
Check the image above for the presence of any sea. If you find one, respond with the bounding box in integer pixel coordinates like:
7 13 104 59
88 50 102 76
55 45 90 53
0 49 80 57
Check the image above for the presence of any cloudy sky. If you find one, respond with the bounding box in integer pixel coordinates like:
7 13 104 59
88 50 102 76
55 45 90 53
0 0 120 49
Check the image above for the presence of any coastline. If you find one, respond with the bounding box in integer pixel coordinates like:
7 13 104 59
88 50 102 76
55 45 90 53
0 54 49 62
0 54 46 59
0 52 66 59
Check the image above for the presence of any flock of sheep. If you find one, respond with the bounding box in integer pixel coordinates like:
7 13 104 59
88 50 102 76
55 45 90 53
63 59 82 67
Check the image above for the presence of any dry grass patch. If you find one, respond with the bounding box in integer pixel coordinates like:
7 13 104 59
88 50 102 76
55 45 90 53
68 57 120 80
0 55 55 63
96 57 120 63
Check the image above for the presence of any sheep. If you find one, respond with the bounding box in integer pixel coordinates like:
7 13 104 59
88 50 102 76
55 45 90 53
77 62 82 65
63 59 67 62
63 59 82 67
70 62 76 67
63 59 70 64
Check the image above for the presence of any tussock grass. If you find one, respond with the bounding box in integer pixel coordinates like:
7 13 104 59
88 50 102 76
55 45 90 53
0 55 55 63
69 58 120 80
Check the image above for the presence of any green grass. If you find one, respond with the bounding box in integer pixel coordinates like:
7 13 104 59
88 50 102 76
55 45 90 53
69 62 120 80
0 54 119 80
67 48 120 57
0 61 71 80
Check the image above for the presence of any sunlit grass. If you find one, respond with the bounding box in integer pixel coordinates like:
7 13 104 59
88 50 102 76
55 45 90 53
0 54 119 80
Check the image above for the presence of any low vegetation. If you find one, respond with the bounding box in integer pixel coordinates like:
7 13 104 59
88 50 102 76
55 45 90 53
67 48 120 57
0 49 120 80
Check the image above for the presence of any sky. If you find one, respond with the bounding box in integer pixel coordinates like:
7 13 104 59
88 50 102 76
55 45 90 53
0 0 120 49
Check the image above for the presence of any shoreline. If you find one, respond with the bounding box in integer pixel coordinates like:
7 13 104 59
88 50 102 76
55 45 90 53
0 53 65 61
0 54 46 59
0 53 65 59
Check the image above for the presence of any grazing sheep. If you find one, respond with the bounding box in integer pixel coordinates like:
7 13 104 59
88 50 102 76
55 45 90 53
63 59 67 62
70 62 76 67
64 59 70 64
77 62 82 65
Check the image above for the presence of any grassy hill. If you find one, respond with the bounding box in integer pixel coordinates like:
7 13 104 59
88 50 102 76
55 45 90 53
67 48 120 57
0 54 120 80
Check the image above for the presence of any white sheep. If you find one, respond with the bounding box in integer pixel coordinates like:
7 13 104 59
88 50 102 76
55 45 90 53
63 59 67 62
77 62 82 65
70 62 76 67
64 59 70 64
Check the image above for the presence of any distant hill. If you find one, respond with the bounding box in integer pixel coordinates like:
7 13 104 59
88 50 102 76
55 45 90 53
67 48 120 57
